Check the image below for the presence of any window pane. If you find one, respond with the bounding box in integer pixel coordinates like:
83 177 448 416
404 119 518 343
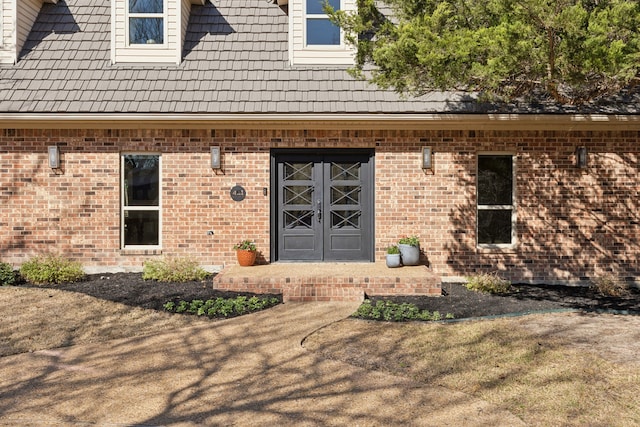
307 19 340 45
129 0 163 13
129 18 164 44
478 155 512 205
124 154 159 206
124 210 159 245
478 210 512 244
306 0 340 14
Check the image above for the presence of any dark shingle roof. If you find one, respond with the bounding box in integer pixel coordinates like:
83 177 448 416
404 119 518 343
0 0 637 115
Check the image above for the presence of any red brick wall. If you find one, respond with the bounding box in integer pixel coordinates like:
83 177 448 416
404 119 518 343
1 127 638 284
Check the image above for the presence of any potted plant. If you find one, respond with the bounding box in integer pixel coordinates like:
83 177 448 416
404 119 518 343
385 245 402 268
233 240 257 266
398 235 420 266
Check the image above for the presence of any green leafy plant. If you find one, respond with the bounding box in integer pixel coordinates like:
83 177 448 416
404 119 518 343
142 257 210 282
0 262 16 286
163 295 280 318
465 272 511 294
353 300 454 322
398 236 420 246
233 240 257 251
386 245 400 255
19 254 85 285
590 273 629 297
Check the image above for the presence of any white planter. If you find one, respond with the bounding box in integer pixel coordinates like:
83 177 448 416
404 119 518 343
398 244 420 266
386 253 402 268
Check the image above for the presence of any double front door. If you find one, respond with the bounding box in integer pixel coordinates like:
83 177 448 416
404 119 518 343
273 151 374 261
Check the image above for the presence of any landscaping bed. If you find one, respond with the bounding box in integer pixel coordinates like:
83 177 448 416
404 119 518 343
19 272 640 319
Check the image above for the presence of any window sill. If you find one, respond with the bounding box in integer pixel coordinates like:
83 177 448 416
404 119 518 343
120 248 163 256
477 245 517 254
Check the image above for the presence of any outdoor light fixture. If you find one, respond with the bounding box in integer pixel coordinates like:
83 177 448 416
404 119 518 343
210 146 221 169
48 146 60 169
576 146 587 169
421 146 432 170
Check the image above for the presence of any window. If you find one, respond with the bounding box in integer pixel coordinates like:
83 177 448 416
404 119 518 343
306 0 341 46
128 0 165 45
122 154 161 248
477 154 515 247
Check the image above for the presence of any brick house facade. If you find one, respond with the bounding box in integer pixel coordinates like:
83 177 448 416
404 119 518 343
1 0 639 286
2 123 638 285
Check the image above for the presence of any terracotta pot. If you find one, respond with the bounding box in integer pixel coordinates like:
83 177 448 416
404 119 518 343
236 249 257 266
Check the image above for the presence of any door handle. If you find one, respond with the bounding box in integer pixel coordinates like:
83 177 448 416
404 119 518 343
317 200 322 222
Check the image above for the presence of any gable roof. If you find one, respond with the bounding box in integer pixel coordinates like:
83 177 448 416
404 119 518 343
0 0 638 120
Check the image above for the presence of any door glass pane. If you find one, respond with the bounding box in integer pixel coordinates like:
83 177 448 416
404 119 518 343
284 210 314 229
331 186 360 205
284 185 313 205
124 154 159 206
124 210 159 245
284 162 313 181
478 156 512 205
331 210 360 229
331 162 360 180
478 210 512 244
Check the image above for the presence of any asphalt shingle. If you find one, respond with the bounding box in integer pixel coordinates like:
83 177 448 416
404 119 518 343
1 0 637 115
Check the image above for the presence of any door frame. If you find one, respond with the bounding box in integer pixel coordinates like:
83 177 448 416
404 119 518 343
270 148 375 263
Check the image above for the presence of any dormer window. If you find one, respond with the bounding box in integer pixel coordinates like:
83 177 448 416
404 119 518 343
128 0 165 45
305 0 340 46
289 0 355 65
112 0 204 65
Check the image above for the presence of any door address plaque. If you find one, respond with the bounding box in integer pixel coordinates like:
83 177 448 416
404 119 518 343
230 185 246 202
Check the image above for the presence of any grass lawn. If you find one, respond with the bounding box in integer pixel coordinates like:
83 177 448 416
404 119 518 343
2 285 639 425
304 316 640 426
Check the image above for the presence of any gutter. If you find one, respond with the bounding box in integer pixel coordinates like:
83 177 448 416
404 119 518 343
0 113 639 131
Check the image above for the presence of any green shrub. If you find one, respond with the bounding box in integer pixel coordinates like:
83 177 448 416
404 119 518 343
352 300 454 322
465 272 511 294
143 257 210 282
386 245 400 255
591 273 629 297
0 262 16 286
19 255 85 285
398 236 420 246
163 296 280 318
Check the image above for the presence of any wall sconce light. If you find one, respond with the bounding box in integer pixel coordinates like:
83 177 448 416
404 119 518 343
210 146 221 169
576 146 587 169
48 146 60 169
421 146 432 170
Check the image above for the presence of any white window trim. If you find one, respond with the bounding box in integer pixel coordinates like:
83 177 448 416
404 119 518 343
476 152 517 250
303 0 344 48
121 153 162 250
126 0 168 48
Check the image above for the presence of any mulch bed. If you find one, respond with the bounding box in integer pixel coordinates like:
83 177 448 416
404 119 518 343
371 282 640 319
19 272 640 319
19 272 282 311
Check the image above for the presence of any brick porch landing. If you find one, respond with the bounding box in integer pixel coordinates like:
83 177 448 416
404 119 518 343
212 262 441 302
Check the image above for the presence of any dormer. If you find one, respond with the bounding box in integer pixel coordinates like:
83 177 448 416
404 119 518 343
287 0 355 65
0 0 58 65
111 0 204 65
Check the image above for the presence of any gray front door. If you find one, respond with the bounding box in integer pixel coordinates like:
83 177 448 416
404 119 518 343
273 151 373 261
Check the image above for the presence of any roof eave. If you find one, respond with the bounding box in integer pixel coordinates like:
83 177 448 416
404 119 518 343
0 113 639 131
